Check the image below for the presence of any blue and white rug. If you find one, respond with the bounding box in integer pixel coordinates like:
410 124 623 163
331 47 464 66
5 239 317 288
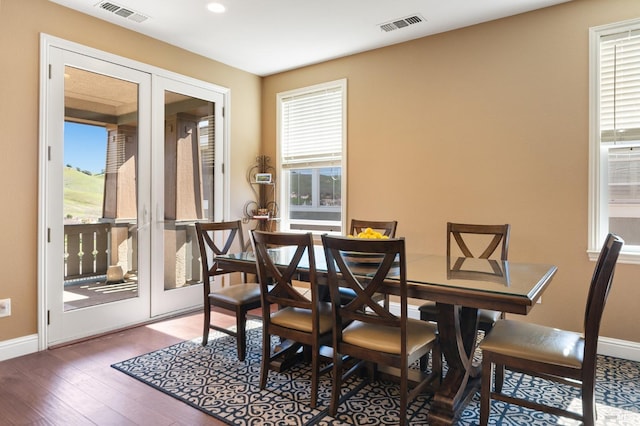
112 322 640 425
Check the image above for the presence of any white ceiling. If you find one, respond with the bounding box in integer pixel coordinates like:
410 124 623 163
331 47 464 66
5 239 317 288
50 0 571 77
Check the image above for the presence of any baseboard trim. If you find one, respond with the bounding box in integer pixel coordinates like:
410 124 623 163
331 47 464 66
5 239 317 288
598 336 640 362
0 334 39 362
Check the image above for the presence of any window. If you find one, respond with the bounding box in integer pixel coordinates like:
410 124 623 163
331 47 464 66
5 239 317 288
590 19 640 263
277 79 346 233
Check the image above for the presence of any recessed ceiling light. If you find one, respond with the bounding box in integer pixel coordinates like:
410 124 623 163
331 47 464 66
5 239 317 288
207 2 226 13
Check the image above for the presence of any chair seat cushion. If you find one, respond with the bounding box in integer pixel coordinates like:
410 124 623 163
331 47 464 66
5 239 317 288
270 302 333 334
417 301 436 314
209 283 261 305
478 309 502 324
418 301 500 325
479 319 584 369
342 318 437 355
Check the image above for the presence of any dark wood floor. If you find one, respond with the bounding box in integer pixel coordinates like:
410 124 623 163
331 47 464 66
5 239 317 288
0 309 247 425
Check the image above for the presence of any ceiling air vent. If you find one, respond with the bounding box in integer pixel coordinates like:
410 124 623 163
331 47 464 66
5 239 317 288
379 14 425 33
95 1 149 23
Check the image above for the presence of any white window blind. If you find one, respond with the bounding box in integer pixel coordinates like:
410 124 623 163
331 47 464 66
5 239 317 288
280 85 343 168
600 29 640 143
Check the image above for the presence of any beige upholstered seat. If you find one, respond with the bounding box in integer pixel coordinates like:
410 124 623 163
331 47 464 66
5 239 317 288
342 319 437 355
322 234 440 426
480 320 584 368
479 233 623 426
195 220 262 362
251 230 332 409
270 304 333 333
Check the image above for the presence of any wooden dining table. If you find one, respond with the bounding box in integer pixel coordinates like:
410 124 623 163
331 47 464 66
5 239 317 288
217 246 557 425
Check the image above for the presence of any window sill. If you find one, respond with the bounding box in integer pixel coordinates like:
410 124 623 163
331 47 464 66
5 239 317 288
587 249 640 265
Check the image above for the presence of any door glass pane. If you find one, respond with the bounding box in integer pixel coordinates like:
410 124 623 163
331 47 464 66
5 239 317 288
63 66 139 310
163 91 215 291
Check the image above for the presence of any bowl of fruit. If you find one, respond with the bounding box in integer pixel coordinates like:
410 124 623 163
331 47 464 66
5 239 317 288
343 228 392 264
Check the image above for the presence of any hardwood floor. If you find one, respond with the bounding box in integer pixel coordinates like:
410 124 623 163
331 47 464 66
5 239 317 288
0 308 249 425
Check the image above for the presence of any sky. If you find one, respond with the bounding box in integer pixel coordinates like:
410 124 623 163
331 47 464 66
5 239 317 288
64 122 107 174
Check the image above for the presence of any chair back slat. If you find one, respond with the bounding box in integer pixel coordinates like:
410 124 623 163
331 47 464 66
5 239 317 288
195 220 246 288
252 230 317 311
322 235 406 330
350 219 398 238
447 222 510 260
583 233 623 360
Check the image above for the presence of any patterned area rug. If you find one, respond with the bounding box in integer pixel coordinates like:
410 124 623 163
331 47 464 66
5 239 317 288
112 322 640 425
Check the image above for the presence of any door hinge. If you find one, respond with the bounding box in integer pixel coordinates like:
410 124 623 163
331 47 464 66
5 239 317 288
47 228 51 243
48 146 51 161
221 163 225 174
222 106 225 118
47 310 50 325
48 64 52 79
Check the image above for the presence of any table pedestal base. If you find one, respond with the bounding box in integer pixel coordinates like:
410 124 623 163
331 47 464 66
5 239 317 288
427 304 481 425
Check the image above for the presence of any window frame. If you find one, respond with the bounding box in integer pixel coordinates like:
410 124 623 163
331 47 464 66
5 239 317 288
589 18 640 264
276 79 347 235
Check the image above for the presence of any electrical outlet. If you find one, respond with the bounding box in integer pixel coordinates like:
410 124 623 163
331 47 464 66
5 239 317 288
0 298 11 317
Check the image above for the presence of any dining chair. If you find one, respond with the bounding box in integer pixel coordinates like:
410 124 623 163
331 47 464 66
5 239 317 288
349 218 398 238
418 222 511 332
479 233 623 426
322 234 440 426
251 230 333 409
195 220 262 361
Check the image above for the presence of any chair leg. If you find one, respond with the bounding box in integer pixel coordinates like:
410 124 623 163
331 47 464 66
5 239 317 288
419 352 429 372
582 380 597 426
202 302 211 346
419 308 428 322
260 327 270 390
418 309 433 372
480 358 493 426
494 363 505 393
399 363 408 426
236 308 247 361
419 346 443 380
310 344 319 408
366 361 376 381
330 351 343 416
302 344 312 362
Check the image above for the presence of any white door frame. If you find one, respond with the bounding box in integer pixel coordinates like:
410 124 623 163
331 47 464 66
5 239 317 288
38 34 231 349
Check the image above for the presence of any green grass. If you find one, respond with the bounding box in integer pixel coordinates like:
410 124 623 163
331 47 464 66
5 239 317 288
64 167 104 221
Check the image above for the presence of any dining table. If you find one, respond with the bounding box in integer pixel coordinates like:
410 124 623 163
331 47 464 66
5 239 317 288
216 246 557 425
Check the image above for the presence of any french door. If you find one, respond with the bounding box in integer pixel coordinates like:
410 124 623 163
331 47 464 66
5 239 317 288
150 77 225 316
42 38 227 345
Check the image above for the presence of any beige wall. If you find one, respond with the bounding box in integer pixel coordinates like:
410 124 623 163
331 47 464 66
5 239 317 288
262 0 640 342
0 0 261 341
1 0 639 349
